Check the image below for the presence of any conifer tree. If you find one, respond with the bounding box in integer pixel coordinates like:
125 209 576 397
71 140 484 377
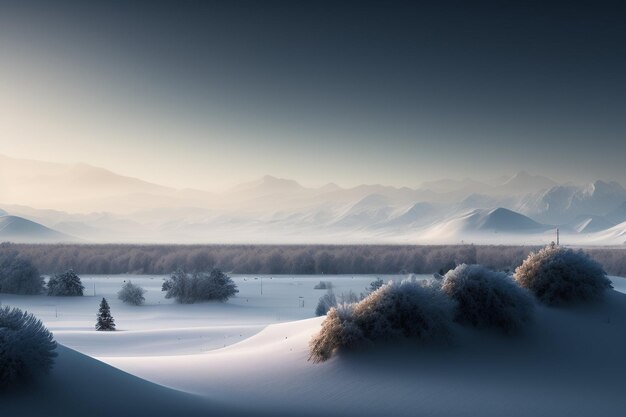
47 269 84 296
95 298 115 331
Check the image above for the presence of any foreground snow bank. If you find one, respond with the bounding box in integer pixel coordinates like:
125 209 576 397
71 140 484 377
103 290 626 417
0 345 251 417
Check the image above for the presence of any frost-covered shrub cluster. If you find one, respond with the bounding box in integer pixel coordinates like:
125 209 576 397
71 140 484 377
117 280 146 305
314 281 333 290
162 269 238 303
0 306 57 388
309 280 455 362
442 264 534 333
315 289 337 316
47 269 84 296
0 249 44 295
514 245 612 306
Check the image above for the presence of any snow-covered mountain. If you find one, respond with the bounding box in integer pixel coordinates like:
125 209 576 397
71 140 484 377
2 155 626 245
585 221 626 245
497 171 557 195
517 180 626 224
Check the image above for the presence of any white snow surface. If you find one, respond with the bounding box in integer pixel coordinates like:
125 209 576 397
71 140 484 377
2 274 626 417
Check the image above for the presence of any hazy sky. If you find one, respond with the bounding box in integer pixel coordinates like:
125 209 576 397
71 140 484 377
1 1 625 190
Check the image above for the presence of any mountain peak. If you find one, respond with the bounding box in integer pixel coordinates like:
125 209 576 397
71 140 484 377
229 175 305 195
504 170 552 184
591 179 624 191
473 207 549 231
501 171 557 194
318 182 342 192
260 175 302 187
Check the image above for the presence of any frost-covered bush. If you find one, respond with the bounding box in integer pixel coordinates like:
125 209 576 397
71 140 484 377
117 280 146 306
162 269 238 303
315 289 337 316
0 306 57 388
47 269 84 296
309 304 365 362
314 281 333 290
309 280 455 362
442 264 534 334
0 250 44 295
514 245 612 306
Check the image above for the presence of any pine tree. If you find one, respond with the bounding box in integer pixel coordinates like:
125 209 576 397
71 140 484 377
96 298 115 331
368 277 384 293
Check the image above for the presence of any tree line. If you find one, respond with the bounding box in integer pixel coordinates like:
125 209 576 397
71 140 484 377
2 242 623 276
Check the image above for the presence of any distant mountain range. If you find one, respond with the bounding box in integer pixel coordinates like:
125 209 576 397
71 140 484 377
1 154 626 245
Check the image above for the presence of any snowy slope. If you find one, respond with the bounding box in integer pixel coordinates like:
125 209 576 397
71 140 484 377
518 180 626 224
419 208 553 243
585 220 626 245
0 345 235 417
0 214 77 243
4 275 626 417
103 290 626 417
569 215 616 233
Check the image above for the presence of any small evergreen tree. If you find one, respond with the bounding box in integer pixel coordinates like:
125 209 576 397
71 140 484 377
368 277 384 293
96 298 115 331
47 269 84 296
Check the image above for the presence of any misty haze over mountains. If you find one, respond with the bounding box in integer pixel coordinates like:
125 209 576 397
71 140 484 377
1 154 626 245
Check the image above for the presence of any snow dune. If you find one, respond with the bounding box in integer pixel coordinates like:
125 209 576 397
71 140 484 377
0 345 242 417
103 290 626 417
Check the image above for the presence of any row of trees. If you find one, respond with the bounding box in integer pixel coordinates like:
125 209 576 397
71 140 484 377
0 244 239 304
0 243 540 275
6 242 624 276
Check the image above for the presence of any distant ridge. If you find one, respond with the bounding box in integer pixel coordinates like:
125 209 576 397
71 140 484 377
0 214 78 243
455 208 550 232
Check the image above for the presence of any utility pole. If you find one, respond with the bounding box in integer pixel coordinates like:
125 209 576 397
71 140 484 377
556 228 560 246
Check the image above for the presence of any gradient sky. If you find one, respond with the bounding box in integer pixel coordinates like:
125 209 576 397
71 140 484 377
1 1 625 190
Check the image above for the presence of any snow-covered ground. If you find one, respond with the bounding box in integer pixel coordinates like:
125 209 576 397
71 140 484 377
3 274 626 417
0 274 397 356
